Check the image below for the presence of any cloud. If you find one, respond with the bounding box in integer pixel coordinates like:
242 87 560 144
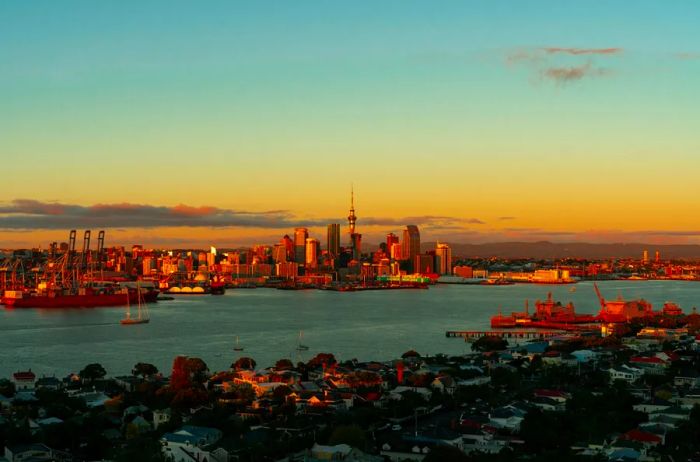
542 47 622 56
674 52 700 60
542 63 611 83
505 46 620 85
498 216 516 221
0 199 483 231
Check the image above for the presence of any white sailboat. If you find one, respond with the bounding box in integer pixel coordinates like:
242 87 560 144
233 335 244 351
296 330 309 351
121 285 150 325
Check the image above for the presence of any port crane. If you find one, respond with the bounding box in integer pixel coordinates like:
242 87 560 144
593 282 606 310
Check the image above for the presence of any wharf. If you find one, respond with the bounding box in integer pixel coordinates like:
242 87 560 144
445 330 566 340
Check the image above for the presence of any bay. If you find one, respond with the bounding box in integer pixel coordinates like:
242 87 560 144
1 280 698 378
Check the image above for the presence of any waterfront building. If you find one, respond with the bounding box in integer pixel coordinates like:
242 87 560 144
643 249 649 264
402 225 420 269
389 242 402 261
272 244 287 263
275 261 298 279
655 250 661 263
305 238 319 268
281 235 294 261
327 224 340 258
435 242 452 275
453 266 473 278
294 228 308 264
350 233 362 261
414 253 434 274
386 233 399 251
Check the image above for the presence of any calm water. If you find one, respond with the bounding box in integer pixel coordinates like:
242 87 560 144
1 281 699 378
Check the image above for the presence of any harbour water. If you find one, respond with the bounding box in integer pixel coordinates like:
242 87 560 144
1 280 698 378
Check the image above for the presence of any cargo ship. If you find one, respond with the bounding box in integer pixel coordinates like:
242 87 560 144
2 283 158 309
491 292 597 328
593 283 684 322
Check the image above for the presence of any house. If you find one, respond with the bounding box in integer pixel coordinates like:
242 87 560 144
4 444 53 462
307 443 383 461
161 425 224 462
570 350 597 363
629 356 668 375
430 376 456 395
488 405 528 432
609 365 642 383
11 371 36 391
153 408 172 429
617 429 662 448
674 369 700 388
35 376 62 391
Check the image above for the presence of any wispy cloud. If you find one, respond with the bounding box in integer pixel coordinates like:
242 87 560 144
505 46 621 85
542 62 611 84
497 216 516 221
674 52 700 60
542 47 622 56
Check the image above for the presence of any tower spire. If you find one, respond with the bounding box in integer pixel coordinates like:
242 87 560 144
347 184 357 235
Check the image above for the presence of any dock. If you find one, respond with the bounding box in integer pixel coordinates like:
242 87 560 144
445 330 566 340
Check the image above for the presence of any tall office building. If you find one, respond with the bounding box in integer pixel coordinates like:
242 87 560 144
390 242 402 260
351 233 362 261
305 238 319 268
654 250 660 263
327 224 340 258
642 249 649 264
294 228 308 264
435 242 452 275
386 233 399 251
402 225 421 264
272 244 287 263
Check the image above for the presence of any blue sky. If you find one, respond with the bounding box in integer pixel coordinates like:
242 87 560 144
1 1 699 246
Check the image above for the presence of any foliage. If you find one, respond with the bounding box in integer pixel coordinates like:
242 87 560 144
274 358 294 370
423 445 470 462
307 353 336 369
80 363 107 382
0 379 16 397
327 424 366 451
401 349 421 359
471 336 508 352
132 362 158 378
232 357 257 370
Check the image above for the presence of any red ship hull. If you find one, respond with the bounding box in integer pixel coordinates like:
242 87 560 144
3 290 159 309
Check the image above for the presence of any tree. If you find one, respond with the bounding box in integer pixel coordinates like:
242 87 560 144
132 362 159 379
0 378 16 397
328 425 366 450
401 349 421 359
471 336 508 352
423 445 470 462
185 357 209 383
80 363 107 383
307 353 336 369
232 357 257 371
275 358 294 371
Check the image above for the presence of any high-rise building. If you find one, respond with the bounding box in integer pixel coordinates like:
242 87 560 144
386 233 399 251
642 249 649 264
327 224 341 258
654 250 660 263
414 253 434 274
305 238 319 268
402 225 421 265
272 244 287 263
435 242 452 275
390 242 402 260
351 233 362 261
294 228 308 264
281 235 294 261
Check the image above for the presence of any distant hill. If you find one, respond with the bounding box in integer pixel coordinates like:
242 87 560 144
420 241 700 259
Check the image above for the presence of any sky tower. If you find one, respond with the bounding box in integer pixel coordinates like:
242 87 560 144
347 185 357 235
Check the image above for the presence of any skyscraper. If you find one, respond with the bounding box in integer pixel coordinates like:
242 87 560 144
327 224 340 258
305 238 318 268
347 186 362 260
435 242 452 275
642 249 649 264
402 225 420 264
386 233 399 251
294 228 308 264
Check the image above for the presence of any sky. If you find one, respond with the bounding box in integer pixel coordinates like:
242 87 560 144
1 1 699 248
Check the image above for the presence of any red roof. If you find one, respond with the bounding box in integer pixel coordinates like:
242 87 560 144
619 429 662 444
630 356 666 365
13 371 36 381
534 389 569 399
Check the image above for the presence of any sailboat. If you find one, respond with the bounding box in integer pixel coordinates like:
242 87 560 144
296 330 309 351
233 336 244 351
121 285 150 325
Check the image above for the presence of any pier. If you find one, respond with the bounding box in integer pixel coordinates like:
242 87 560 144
445 330 566 340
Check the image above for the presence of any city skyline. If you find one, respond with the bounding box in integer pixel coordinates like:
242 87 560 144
2 1 700 247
